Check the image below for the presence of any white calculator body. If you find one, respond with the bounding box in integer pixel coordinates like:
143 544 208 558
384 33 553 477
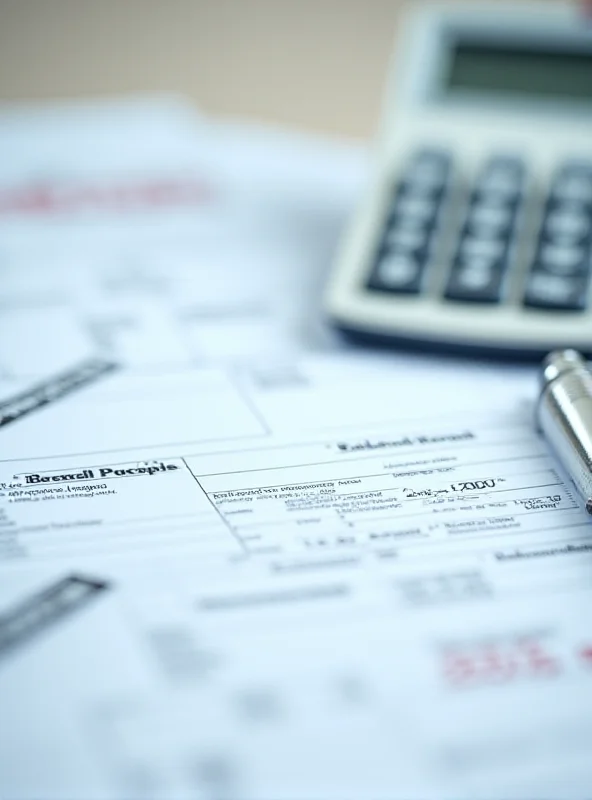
326 2 592 357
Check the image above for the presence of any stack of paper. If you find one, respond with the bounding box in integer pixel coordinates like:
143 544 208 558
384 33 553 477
1 96 591 800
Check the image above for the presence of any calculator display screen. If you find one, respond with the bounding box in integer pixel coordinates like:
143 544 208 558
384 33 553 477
446 42 592 101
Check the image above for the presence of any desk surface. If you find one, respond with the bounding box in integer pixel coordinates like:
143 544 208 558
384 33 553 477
0 0 410 138
0 0 561 139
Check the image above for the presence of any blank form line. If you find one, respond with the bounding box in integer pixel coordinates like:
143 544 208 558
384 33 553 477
198 448 547 484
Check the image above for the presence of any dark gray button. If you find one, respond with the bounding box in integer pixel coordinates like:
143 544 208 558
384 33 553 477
538 244 588 276
475 156 525 202
395 196 435 221
385 225 426 251
460 236 506 260
444 258 504 303
545 209 591 243
467 203 512 233
399 149 451 201
523 273 588 310
551 162 592 212
478 171 522 197
552 175 592 204
368 251 423 294
405 160 448 189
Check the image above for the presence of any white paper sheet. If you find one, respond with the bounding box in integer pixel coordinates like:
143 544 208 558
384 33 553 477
2 351 592 797
2 497 592 798
2 97 591 800
0 101 368 399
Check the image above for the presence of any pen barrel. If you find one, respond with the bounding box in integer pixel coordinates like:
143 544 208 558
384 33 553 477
538 359 592 514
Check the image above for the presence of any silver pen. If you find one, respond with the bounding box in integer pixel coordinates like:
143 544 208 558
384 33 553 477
537 349 592 515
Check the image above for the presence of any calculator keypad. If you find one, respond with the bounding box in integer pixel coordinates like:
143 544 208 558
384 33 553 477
523 162 592 311
366 151 592 315
444 157 524 304
367 149 450 294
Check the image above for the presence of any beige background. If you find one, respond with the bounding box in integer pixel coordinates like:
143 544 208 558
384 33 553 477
0 0 409 138
0 0 568 139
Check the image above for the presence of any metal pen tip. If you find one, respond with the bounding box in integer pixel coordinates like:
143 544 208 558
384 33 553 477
540 349 586 388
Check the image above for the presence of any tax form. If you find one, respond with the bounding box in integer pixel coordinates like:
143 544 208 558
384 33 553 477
2 97 592 800
0 353 540 563
2 352 592 798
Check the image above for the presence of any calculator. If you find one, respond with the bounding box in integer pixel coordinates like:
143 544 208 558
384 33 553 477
325 2 592 357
